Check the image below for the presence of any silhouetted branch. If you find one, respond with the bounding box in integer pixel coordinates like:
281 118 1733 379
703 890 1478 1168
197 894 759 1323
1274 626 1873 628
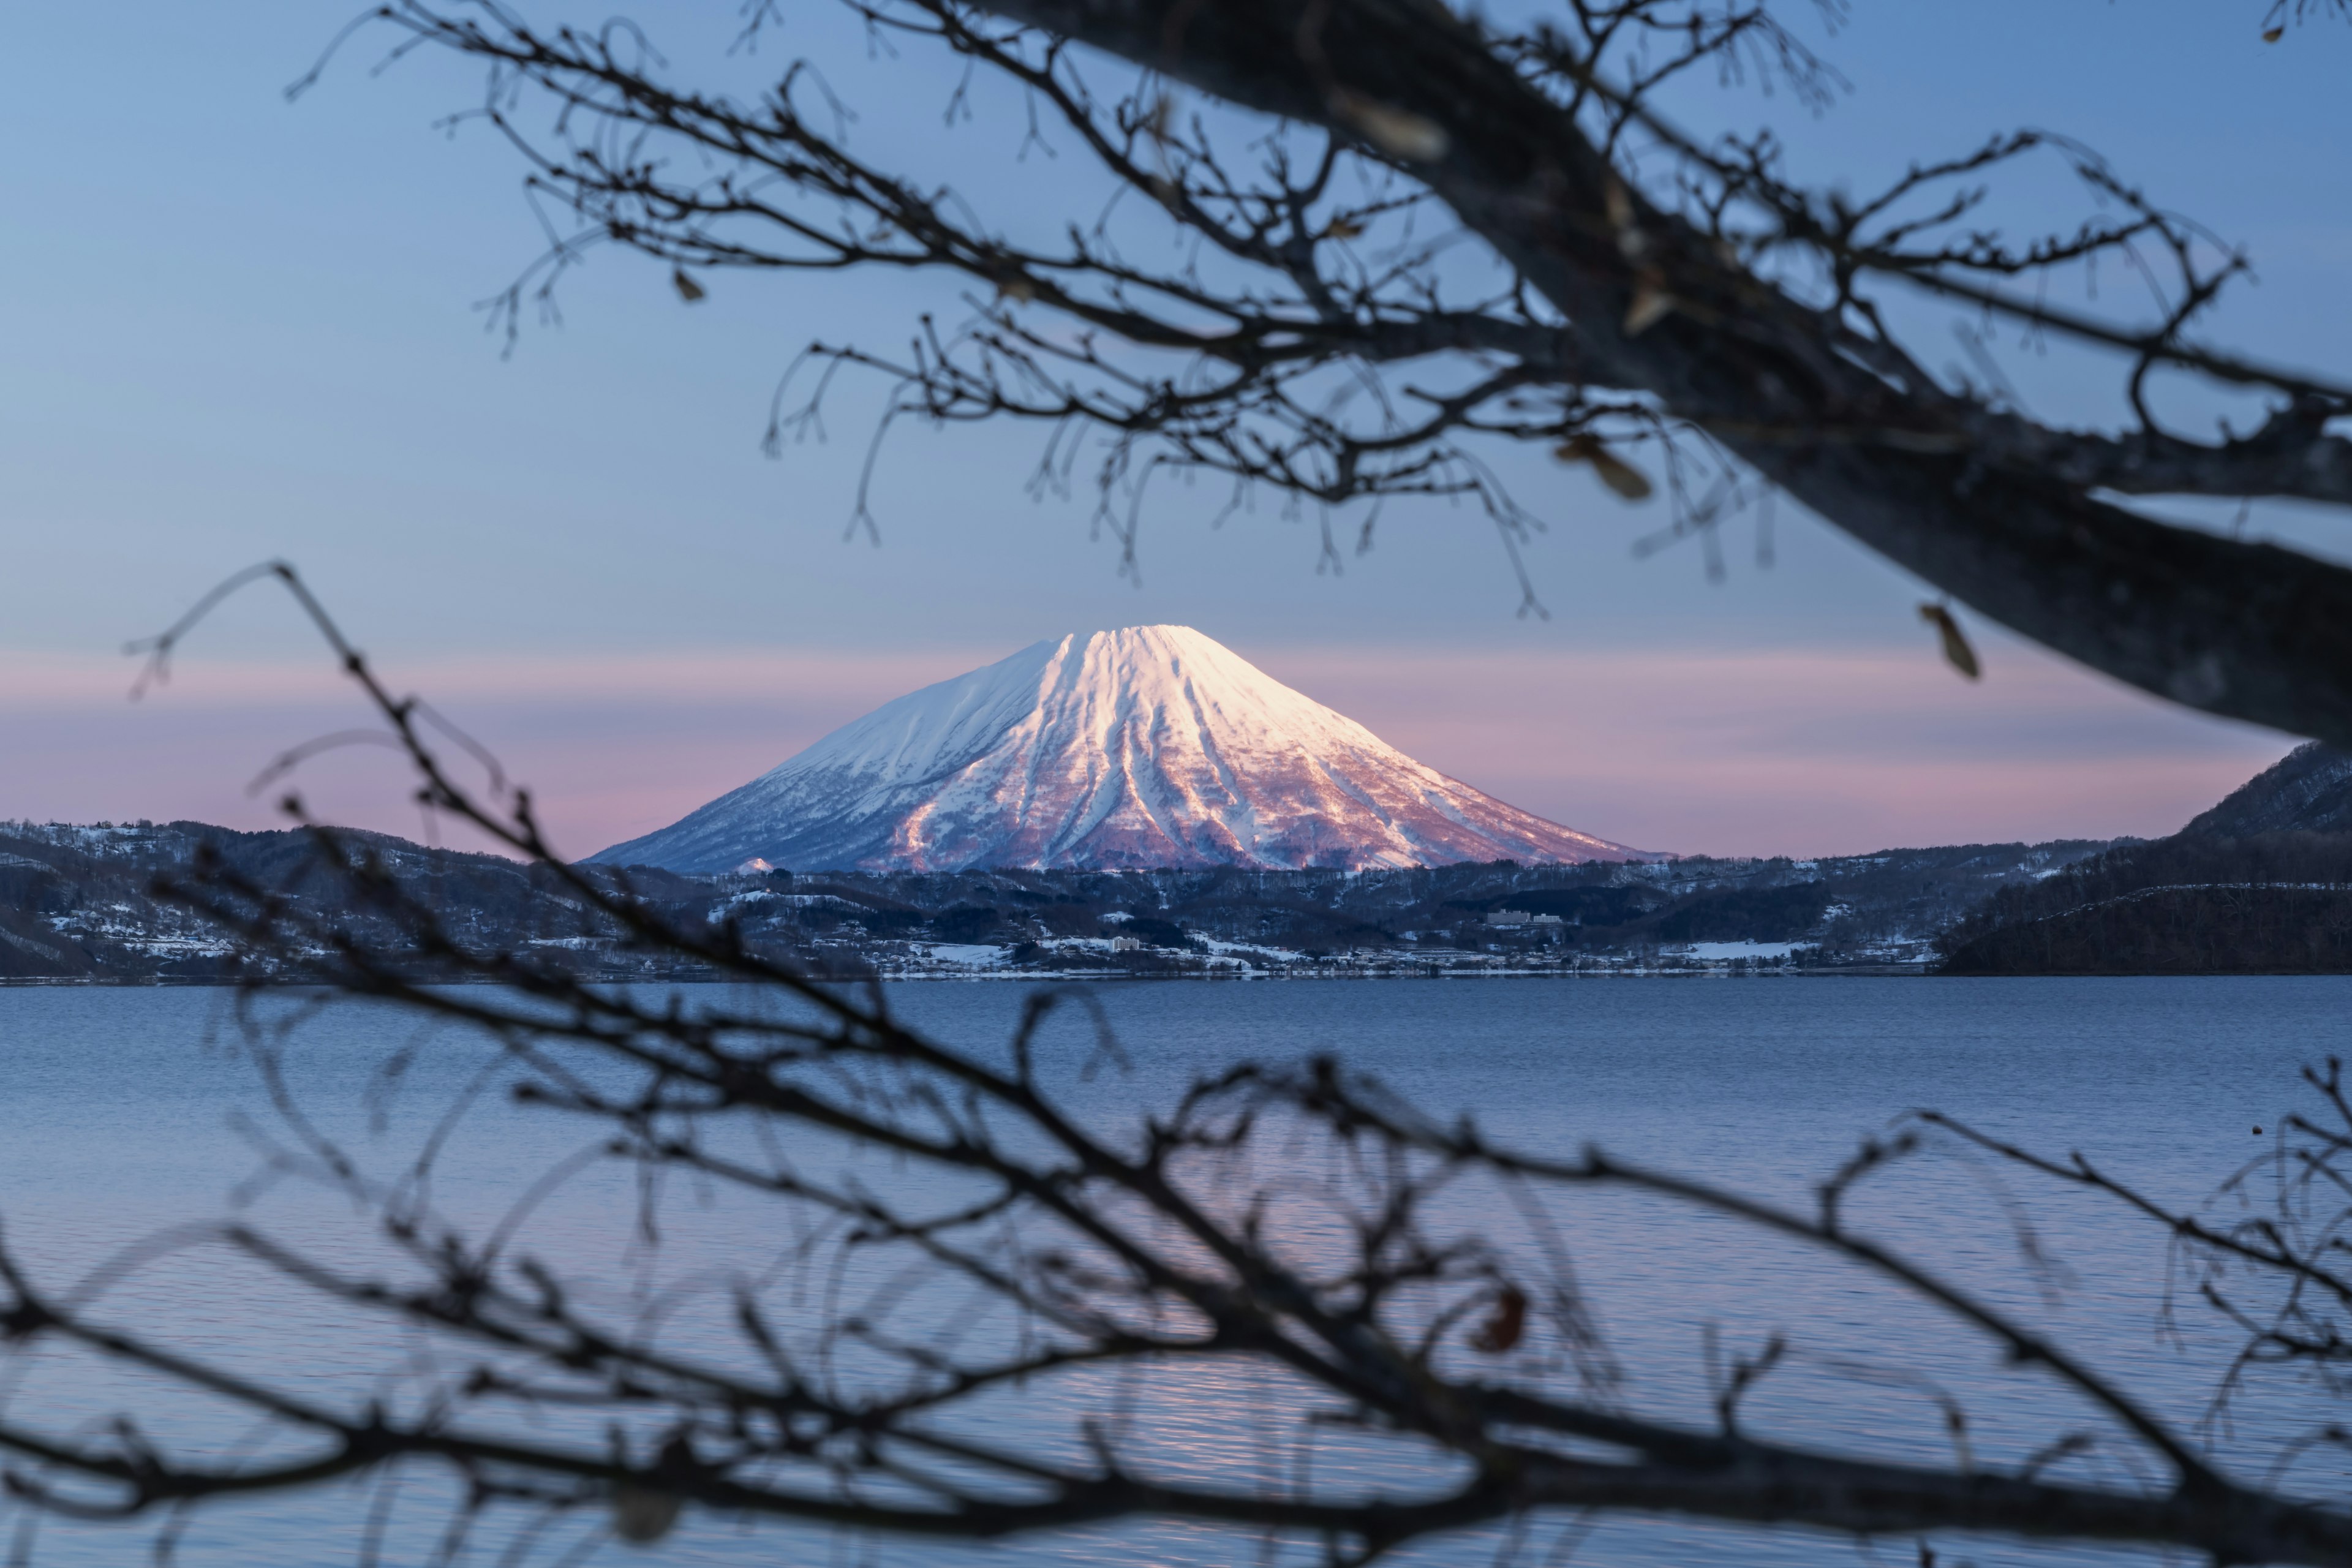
288 0 2352 744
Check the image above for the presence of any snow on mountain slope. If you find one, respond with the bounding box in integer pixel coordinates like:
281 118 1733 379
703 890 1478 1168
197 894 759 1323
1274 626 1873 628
589 627 1657 872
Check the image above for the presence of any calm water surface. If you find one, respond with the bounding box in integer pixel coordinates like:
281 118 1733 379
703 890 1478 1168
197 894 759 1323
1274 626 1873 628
1 978 2345 1567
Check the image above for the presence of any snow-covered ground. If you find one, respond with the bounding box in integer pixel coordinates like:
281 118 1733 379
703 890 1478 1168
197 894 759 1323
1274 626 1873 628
848 932 1859 979
918 943 1015 968
1664 940 1817 962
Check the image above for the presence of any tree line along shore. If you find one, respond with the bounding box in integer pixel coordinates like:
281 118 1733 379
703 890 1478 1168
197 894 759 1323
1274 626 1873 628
7 743 2351 981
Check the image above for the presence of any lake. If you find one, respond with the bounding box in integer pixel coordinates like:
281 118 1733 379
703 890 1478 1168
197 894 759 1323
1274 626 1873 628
1 977 2346 1567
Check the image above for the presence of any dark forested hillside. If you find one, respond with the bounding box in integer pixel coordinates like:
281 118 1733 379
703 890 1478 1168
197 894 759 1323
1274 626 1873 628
1938 832 2352 975
1935 744 2352 975
0 821 700 983
2181 743 2352 838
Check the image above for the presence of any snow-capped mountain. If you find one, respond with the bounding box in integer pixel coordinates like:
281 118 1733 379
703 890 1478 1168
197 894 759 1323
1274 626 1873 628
590 627 1656 873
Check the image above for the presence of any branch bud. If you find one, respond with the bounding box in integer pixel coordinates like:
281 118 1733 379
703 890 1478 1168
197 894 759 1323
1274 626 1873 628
1918 602 1981 680
1554 434 1654 501
612 1484 682 1545
1330 91 1450 164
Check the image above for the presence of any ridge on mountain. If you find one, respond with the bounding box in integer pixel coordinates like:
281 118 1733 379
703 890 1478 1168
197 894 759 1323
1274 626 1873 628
2180 741 2352 839
590 626 1656 873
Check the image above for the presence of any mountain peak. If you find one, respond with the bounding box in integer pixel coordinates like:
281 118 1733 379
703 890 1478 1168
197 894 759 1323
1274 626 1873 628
591 629 1657 872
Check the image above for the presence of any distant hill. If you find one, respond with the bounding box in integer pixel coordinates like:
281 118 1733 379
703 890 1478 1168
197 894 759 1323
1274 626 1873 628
1939 743 2352 975
2180 742 2352 838
0 820 672 984
590 626 1656 873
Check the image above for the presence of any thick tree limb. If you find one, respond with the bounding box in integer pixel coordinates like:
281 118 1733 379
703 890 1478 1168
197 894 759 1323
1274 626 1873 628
974 0 2352 744
1985 399 2352 504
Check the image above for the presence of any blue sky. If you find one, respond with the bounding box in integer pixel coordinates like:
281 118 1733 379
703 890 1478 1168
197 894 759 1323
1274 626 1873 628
2 2 2346 857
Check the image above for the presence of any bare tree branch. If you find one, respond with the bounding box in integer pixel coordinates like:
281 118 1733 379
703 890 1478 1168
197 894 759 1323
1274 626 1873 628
303 0 2352 742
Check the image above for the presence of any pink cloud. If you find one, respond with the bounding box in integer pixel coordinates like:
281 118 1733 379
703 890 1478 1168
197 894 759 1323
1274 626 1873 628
1258 644 2291 856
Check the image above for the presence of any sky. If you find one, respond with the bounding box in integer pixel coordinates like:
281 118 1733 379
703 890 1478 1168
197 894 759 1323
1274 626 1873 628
2 3 2348 861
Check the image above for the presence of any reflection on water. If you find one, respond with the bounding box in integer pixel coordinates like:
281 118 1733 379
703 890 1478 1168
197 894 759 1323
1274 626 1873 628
0 977 2346 1567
